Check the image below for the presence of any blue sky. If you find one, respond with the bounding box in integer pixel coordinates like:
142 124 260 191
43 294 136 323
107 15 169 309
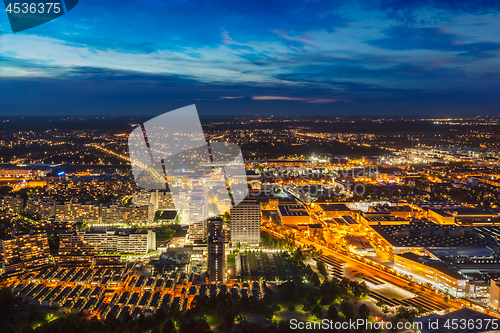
1 0 500 116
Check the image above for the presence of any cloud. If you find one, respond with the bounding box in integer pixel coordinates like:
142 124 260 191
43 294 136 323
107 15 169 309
362 0 500 24
2 0 500 116
252 96 340 103
369 26 500 58
221 30 249 47
272 30 319 47
252 96 308 101
306 99 341 103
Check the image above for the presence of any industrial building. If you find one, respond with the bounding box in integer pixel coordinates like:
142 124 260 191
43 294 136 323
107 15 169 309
278 204 310 225
394 253 468 297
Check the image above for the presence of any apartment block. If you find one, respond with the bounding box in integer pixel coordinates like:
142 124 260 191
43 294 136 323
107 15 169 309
55 202 100 223
0 231 50 273
230 200 261 245
59 229 156 255
0 194 24 213
24 197 55 220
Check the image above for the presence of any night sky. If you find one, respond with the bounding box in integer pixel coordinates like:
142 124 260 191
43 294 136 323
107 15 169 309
1 0 500 116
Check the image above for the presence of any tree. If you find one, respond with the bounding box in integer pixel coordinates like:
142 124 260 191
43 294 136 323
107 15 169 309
293 274 303 293
220 310 236 331
26 303 41 323
396 306 419 321
320 294 332 306
340 300 350 315
235 314 248 324
0 287 16 315
154 308 167 325
358 304 370 319
229 322 263 333
311 305 323 319
327 305 338 319
389 317 400 333
316 261 328 278
19 324 33 333
4 324 17 333
310 272 321 287
265 307 274 320
179 319 211 333
142 315 155 331
375 299 386 309
359 282 370 298
216 302 227 316
339 277 350 297
162 319 176 333
75 221 89 231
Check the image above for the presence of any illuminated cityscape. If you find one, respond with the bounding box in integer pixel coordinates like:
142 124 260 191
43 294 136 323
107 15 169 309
0 115 499 332
3 0 500 331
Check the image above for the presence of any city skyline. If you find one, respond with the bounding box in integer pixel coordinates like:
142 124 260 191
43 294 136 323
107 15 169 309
3 1 500 332
0 116 500 332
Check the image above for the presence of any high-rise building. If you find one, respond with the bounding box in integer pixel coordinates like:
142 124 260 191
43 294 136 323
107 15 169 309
208 218 225 282
230 199 261 245
0 231 50 273
188 188 209 241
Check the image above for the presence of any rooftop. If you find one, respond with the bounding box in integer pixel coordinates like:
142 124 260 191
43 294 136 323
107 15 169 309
319 203 351 212
158 210 177 220
396 253 466 280
278 205 309 217
371 222 485 248
432 208 499 217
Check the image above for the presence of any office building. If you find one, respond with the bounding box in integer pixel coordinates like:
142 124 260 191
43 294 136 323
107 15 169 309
188 188 209 241
208 218 225 282
230 200 260 245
